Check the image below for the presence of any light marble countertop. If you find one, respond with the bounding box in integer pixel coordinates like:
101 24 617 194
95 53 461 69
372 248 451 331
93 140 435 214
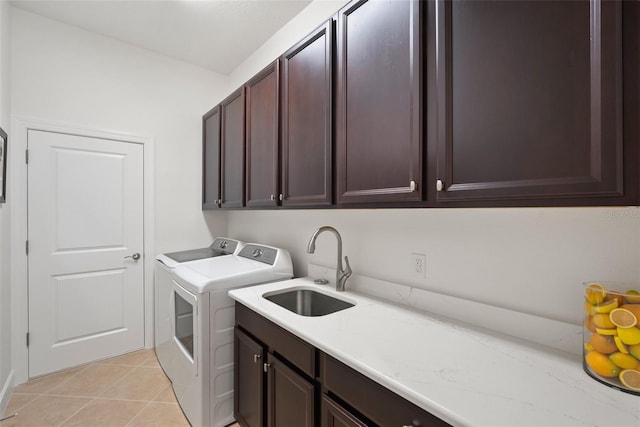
229 277 640 427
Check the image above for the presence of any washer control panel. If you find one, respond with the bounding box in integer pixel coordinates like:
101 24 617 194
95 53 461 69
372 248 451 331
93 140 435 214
238 244 278 265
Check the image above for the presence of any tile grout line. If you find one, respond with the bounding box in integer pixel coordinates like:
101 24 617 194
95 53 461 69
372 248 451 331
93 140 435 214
124 400 152 427
55 396 97 427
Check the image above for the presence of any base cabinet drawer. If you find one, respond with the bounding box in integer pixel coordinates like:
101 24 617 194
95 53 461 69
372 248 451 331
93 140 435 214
320 353 450 427
322 395 367 427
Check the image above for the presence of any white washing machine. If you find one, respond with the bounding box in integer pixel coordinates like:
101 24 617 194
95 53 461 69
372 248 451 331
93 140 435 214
154 237 244 380
170 243 293 427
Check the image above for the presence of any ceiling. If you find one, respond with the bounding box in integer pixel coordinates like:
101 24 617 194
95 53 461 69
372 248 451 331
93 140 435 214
11 0 313 75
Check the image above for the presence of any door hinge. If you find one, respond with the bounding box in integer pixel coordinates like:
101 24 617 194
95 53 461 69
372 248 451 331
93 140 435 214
25 149 29 164
25 240 29 255
26 332 30 347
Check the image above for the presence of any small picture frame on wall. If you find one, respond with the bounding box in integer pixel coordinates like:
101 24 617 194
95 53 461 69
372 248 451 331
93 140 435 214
0 127 6 203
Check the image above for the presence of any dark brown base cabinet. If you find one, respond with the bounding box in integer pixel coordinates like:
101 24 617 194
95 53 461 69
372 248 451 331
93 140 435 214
234 328 265 427
233 303 450 427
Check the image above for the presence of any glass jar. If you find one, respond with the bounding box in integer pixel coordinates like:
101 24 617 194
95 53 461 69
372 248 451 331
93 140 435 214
583 281 640 395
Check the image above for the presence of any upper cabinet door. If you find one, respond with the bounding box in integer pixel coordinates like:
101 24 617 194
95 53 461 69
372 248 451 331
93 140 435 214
246 60 280 208
281 20 334 207
431 0 627 204
202 105 221 209
221 87 246 209
336 0 422 204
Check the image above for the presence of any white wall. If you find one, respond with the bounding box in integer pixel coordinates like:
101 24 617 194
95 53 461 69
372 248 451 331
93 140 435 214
227 208 640 325
11 7 230 254
0 0 12 413
228 0 348 89
222 0 640 327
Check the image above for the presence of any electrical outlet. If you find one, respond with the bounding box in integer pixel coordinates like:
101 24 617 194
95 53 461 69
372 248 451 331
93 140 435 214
411 253 426 279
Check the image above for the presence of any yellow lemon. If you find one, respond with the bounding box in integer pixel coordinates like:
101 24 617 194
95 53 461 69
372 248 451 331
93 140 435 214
594 298 619 314
619 369 640 391
617 327 640 345
585 283 607 305
595 328 617 336
609 308 637 329
614 336 629 354
628 344 640 360
607 291 626 307
585 351 620 377
609 352 639 370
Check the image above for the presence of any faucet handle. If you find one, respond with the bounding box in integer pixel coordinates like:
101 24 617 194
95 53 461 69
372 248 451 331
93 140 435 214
343 255 352 278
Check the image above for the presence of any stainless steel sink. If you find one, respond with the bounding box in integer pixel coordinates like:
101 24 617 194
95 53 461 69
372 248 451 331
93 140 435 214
263 288 355 317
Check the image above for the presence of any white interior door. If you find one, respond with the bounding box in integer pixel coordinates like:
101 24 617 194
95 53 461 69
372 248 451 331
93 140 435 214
27 129 145 377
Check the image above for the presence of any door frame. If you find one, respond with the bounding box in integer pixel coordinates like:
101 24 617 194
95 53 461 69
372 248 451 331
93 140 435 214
10 116 155 385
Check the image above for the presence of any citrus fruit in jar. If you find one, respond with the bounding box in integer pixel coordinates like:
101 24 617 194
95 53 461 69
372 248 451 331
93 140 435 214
584 316 597 333
619 369 640 391
614 336 629 354
589 333 618 354
594 298 619 314
609 308 638 328
617 327 640 345
609 352 639 370
607 291 626 307
592 313 615 329
585 283 606 305
585 351 620 377
624 290 640 304
628 344 640 360
621 304 640 320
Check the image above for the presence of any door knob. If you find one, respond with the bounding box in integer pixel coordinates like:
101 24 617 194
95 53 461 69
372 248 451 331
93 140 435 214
124 253 141 261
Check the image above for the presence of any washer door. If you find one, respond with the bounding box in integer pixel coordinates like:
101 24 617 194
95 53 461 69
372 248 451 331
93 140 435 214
172 280 198 376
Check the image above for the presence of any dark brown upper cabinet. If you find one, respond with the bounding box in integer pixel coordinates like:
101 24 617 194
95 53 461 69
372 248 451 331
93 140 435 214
245 60 280 208
221 87 246 209
281 20 334 207
202 105 221 209
336 0 422 204
429 0 636 205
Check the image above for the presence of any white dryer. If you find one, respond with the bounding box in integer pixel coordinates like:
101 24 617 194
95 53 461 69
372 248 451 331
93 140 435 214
154 237 243 380
170 243 293 427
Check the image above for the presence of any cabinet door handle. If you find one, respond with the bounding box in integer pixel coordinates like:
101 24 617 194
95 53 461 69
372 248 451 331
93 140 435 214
270 194 275 201
409 180 417 192
263 362 271 373
253 354 261 363
436 179 444 192
279 194 283 201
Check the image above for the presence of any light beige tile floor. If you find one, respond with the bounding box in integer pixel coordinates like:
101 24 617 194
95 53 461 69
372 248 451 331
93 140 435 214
0 349 242 427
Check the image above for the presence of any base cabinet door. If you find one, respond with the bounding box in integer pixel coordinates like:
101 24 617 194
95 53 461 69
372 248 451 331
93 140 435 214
321 395 367 427
266 353 315 427
234 328 265 427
